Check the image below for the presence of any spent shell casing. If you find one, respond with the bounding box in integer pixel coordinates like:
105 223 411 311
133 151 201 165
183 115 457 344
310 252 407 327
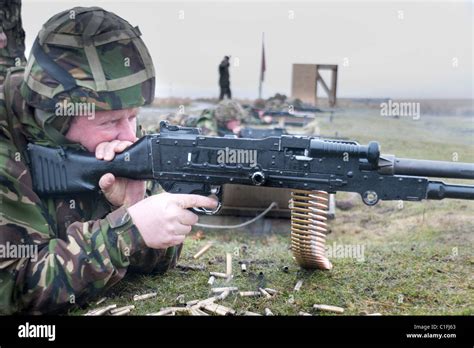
189 307 209 316
193 242 214 259
133 292 157 301
186 299 200 307
239 291 261 297
208 275 216 285
145 307 187 316
226 253 232 277
259 288 272 299
111 308 131 316
84 304 117 316
209 272 228 278
264 308 274 316
216 289 231 300
211 287 238 293
264 288 278 295
294 280 303 292
146 309 173 316
203 303 235 316
110 305 135 315
313 304 344 313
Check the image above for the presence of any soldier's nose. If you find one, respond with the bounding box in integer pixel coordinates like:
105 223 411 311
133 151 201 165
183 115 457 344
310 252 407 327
117 119 138 142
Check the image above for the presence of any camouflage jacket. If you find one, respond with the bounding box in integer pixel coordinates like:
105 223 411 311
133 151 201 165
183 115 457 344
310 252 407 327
0 69 181 314
0 0 26 78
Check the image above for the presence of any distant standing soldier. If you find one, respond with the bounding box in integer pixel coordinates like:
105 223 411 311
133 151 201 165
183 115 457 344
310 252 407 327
0 0 26 85
218 55 231 100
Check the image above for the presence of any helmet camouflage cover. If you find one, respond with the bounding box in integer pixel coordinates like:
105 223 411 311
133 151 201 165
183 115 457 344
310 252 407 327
20 6 155 134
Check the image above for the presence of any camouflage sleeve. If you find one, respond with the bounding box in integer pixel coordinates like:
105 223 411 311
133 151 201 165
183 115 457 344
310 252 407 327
0 3 21 31
0 8 4 32
0 138 147 314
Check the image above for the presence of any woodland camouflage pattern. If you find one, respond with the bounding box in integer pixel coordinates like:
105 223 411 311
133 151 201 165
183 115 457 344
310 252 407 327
0 8 181 315
183 100 249 136
0 0 26 85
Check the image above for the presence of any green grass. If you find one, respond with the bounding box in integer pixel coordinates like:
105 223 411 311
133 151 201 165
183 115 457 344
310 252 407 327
71 106 474 316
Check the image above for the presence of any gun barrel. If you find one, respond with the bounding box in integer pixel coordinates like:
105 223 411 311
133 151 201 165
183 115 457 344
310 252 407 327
393 158 474 179
427 182 474 200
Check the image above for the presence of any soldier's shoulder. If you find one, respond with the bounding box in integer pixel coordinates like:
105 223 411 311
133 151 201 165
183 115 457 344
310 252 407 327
0 134 22 173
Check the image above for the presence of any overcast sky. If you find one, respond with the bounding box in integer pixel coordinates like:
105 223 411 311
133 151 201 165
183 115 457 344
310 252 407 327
22 0 473 99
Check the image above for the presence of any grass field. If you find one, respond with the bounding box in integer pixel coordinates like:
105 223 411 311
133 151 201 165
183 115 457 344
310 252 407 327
72 102 473 316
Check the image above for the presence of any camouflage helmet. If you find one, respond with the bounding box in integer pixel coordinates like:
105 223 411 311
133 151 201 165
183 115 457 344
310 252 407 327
214 100 248 126
20 7 155 137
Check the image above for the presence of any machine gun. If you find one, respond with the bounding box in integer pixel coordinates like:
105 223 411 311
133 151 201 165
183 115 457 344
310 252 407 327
26 121 474 269
27 120 474 206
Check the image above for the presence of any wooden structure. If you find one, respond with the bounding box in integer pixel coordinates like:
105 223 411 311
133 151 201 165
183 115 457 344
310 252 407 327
291 64 338 107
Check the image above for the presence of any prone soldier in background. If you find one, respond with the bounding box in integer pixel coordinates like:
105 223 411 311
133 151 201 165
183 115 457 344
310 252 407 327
0 7 216 314
183 99 248 136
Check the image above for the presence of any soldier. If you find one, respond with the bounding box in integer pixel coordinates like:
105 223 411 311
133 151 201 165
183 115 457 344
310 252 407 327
218 56 231 100
184 100 248 136
0 7 217 314
0 0 26 85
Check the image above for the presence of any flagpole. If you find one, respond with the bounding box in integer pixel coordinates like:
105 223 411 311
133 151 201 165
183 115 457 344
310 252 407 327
258 32 264 99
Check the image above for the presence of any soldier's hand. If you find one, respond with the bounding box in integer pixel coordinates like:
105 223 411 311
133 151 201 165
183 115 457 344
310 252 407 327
96 140 146 207
0 32 7 49
127 193 218 249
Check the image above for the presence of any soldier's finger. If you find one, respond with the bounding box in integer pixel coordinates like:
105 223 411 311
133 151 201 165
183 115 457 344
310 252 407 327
115 141 133 153
95 142 109 159
172 223 192 236
172 194 218 210
103 140 123 161
177 210 199 226
99 173 115 192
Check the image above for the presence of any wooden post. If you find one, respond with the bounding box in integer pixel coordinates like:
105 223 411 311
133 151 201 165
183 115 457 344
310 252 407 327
314 65 319 106
330 65 338 107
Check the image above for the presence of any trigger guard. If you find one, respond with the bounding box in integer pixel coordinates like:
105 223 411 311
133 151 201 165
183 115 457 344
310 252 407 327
193 201 222 215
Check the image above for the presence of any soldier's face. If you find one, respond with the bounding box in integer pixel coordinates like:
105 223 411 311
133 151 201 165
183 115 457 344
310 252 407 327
65 108 139 152
226 119 241 134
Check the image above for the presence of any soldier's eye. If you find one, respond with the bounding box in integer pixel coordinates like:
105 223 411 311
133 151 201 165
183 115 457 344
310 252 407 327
101 120 119 126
